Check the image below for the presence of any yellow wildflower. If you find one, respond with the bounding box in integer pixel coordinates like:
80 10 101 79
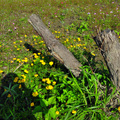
20 40 23 43
13 58 16 60
119 36 120 39
21 79 25 83
52 81 56 85
46 80 51 84
11 61 13 63
49 61 54 66
32 91 38 97
72 110 76 114
64 75 68 79
17 48 20 51
56 111 59 115
118 106 120 112
33 60 36 62
25 35 27 37
21 74 26 79
7 94 11 97
34 74 38 77
24 69 28 73
40 60 44 63
49 85 53 90
34 55 39 58
19 84 22 89
18 79 22 83
13 42 16 44
41 61 46 65
78 37 81 41
55 31 57 33
38 53 41 55
31 63 34 66
4 89 7 92
14 77 18 82
91 52 95 56
46 85 53 90
0 70 3 73
46 86 49 90
66 38 69 42
30 102 34 107
42 78 46 82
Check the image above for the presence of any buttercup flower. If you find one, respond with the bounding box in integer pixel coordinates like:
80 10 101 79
46 85 53 90
42 78 46 82
0 70 3 73
52 81 56 85
46 79 51 84
7 94 11 98
56 111 59 115
14 77 18 82
24 69 28 73
118 106 120 112
30 102 34 107
32 91 38 97
34 74 38 77
49 61 54 66
19 84 22 89
72 110 76 114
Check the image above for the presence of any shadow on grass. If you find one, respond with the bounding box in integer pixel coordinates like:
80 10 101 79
0 73 47 120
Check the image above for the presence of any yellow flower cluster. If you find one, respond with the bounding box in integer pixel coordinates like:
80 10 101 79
22 57 28 63
42 78 56 90
13 75 26 84
40 60 46 65
33 35 38 38
14 77 19 82
32 91 38 97
33 53 39 59
54 31 60 34
46 85 53 90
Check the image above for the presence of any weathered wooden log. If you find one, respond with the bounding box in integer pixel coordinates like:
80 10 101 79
28 14 82 77
94 29 120 89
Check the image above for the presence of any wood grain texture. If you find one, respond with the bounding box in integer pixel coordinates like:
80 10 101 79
28 14 82 77
95 29 120 89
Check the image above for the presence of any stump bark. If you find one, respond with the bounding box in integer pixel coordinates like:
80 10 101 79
94 29 120 89
28 14 82 77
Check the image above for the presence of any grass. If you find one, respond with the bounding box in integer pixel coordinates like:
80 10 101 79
0 0 120 119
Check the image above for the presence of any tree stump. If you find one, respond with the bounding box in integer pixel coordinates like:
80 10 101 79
94 29 120 89
28 14 82 77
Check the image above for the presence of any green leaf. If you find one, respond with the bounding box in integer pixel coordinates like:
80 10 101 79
48 96 56 105
41 99 48 107
49 105 56 119
32 106 42 114
45 112 51 120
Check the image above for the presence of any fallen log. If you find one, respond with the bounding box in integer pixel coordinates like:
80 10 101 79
28 14 82 77
94 29 120 89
